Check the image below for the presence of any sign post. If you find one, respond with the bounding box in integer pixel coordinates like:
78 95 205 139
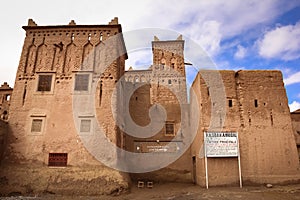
237 133 242 188
204 132 242 188
204 133 209 189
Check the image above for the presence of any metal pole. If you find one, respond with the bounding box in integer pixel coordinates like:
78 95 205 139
237 133 242 188
204 132 209 189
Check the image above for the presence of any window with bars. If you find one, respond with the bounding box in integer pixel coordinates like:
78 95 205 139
37 75 53 91
80 119 91 132
48 153 68 167
75 74 89 91
165 123 175 136
31 119 43 132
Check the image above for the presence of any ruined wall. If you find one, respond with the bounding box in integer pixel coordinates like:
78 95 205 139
191 70 300 186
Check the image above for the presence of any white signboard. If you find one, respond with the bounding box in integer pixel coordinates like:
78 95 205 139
204 132 239 157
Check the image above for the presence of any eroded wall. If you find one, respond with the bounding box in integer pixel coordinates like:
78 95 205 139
0 120 8 162
291 109 300 159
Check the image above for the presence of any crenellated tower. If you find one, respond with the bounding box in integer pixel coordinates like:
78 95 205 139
150 35 187 104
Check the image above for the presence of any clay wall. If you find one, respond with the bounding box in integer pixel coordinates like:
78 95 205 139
0 18 131 195
0 120 8 162
122 37 191 182
191 70 300 186
5 18 126 166
291 109 300 159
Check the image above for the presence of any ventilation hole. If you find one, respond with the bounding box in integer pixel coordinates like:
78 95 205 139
229 99 233 107
254 99 258 107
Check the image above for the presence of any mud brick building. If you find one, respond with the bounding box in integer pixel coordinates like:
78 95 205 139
190 70 299 186
0 18 299 195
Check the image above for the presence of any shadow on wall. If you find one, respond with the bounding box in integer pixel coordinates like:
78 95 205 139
0 120 10 165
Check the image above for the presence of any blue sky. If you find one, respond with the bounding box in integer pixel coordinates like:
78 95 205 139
0 0 300 111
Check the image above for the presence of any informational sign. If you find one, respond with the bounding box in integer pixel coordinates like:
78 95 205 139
204 132 239 157
203 131 242 189
135 141 179 153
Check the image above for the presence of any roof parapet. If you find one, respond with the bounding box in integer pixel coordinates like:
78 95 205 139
108 17 118 25
28 19 37 26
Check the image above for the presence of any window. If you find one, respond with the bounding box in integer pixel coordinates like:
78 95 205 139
80 119 91 132
75 74 89 91
168 79 172 84
37 75 52 91
171 63 175 69
165 123 175 136
254 99 258 107
31 119 43 132
229 99 233 107
48 153 68 167
5 94 11 101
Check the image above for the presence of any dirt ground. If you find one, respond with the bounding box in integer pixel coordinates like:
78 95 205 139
1 182 300 200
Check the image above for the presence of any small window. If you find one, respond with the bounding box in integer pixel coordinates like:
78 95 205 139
5 94 11 101
75 74 89 91
31 119 43 132
229 99 233 107
48 153 68 167
80 119 91 132
168 79 172 84
37 75 52 91
165 123 175 136
171 63 175 69
254 99 258 107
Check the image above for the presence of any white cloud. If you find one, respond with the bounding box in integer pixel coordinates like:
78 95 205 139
144 0 300 58
125 49 152 70
258 22 300 60
283 71 300 86
289 101 300 112
1 0 300 85
187 20 222 57
234 45 247 59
